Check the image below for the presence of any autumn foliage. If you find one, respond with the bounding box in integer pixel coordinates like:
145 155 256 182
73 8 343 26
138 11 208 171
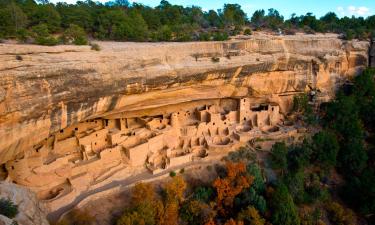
213 162 254 215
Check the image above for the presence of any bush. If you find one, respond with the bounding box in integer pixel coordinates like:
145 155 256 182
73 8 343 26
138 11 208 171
325 202 356 225
56 210 94 225
61 24 88 45
211 57 220 63
90 43 101 51
0 198 18 219
344 29 355 40
244 28 252 35
32 24 59 46
169 171 176 177
213 32 229 41
270 142 288 172
16 28 29 43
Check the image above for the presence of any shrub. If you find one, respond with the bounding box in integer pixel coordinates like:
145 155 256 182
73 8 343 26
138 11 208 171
0 198 18 219
270 142 288 172
16 28 29 43
244 28 252 35
211 57 220 63
344 29 355 40
32 24 59 46
90 43 100 51
325 202 356 225
213 32 229 41
61 24 88 45
169 171 176 177
180 168 185 174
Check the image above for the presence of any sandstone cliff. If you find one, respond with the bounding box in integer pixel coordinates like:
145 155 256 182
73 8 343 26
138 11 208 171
0 182 49 225
0 34 369 164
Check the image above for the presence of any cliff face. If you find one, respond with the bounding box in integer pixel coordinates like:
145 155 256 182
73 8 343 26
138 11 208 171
0 34 369 164
0 182 49 225
371 39 375 68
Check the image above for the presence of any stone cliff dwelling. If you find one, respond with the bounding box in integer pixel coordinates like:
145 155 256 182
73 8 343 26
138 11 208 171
4 97 299 211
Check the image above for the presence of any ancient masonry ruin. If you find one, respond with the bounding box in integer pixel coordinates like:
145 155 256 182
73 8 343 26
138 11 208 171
5 98 301 211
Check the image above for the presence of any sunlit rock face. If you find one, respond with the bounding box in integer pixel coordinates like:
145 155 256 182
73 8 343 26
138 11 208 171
0 182 49 225
0 34 369 164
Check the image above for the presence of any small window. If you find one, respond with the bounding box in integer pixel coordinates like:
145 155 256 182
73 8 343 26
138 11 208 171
272 107 274 111
244 118 246 121
11 166 14 170
213 123 215 125
95 142 97 145
96 134 98 137
60 130 63 133
75 127 78 131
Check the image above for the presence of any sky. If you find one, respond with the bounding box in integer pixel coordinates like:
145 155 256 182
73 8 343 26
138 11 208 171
52 0 375 18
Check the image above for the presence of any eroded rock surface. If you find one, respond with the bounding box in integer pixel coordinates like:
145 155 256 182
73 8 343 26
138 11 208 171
0 182 49 225
0 34 369 164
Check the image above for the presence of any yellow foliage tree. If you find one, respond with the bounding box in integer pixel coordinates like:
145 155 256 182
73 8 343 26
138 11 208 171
213 162 254 215
237 206 266 225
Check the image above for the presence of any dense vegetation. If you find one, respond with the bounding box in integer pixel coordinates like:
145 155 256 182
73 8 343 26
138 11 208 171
1 0 375 45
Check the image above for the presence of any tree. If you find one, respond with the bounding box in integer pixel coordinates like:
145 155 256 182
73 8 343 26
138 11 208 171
213 162 253 215
325 202 356 225
287 140 312 172
251 10 266 29
237 206 266 225
311 131 339 169
206 10 222 27
222 4 246 27
270 142 288 172
164 175 187 203
283 171 305 204
266 8 284 30
30 4 61 32
117 182 161 225
270 183 300 225
61 24 87 45
0 2 28 37
180 200 216 225
31 23 59 45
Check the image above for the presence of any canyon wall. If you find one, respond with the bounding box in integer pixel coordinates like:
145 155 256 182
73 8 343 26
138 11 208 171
0 34 369 164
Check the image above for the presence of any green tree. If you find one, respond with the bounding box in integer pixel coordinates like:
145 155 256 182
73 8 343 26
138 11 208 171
270 183 300 225
251 10 266 29
266 8 284 30
0 2 28 37
32 23 59 45
270 142 288 172
30 4 61 32
222 4 246 27
61 24 87 45
311 131 339 169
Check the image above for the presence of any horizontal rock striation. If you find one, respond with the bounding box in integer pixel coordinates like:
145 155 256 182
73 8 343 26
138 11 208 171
0 34 369 164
